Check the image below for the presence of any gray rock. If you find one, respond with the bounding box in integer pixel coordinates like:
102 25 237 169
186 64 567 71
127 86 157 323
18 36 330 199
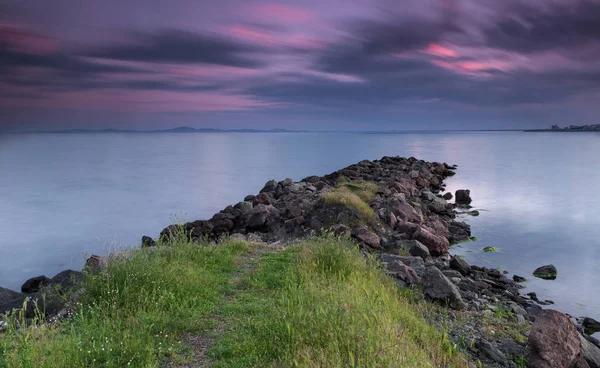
477 339 510 366
234 201 253 213
583 318 600 335
84 255 105 273
407 240 430 259
443 192 453 200
381 255 426 277
0 287 26 314
330 224 351 237
260 180 277 193
442 270 463 279
50 270 84 291
580 334 600 368
229 233 247 241
500 338 525 357
513 275 527 283
21 275 51 293
449 256 471 276
422 266 465 309
246 233 263 243
386 261 421 287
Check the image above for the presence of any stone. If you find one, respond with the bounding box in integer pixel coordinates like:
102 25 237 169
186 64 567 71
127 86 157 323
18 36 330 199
580 334 600 368
408 240 430 259
243 194 255 202
583 318 600 335
442 270 463 279
413 226 450 256
284 216 305 231
229 233 247 241
24 288 67 318
455 189 472 204
234 201 253 213
449 256 471 276
351 227 381 248
330 224 351 237
141 235 156 248
260 179 277 193
50 270 84 291
526 309 582 368
246 233 263 243
84 255 105 273
477 339 509 366
385 261 421 286
21 275 51 293
533 264 558 280
246 204 272 229
513 275 527 283
0 287 26 314
443 192 453 200
500 338 525 357
422 266 465 309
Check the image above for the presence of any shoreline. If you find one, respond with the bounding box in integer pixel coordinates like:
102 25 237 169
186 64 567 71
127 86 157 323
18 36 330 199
2 156 599 366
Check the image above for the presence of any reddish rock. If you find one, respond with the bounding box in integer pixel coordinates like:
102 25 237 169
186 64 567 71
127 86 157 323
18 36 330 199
526 309 582 368
413 226 450 256
351 227 381 249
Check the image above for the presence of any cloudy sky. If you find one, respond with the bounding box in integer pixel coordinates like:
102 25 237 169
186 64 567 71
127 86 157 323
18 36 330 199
1 0 599 131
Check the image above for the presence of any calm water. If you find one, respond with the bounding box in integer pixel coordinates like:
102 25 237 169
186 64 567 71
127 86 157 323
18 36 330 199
1 131 599 324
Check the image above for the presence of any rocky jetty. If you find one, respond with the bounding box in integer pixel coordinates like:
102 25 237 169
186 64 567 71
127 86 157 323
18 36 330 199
2 156 599 367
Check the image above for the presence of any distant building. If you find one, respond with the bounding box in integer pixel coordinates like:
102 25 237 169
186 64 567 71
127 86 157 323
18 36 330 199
551 124 560 130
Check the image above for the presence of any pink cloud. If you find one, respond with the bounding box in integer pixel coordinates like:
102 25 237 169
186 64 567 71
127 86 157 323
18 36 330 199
251 4 315 23
422 43 458 58
0 24 59 55
0 89 281 112
226 24 326 50
227 24 278 45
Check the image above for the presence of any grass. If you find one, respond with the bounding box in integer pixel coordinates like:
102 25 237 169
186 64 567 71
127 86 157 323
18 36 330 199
0 237 250 368
209 236 469 367
321 177 378 220
1 234 471 368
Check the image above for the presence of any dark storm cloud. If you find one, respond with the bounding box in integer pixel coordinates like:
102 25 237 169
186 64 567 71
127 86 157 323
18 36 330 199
87 29 265 67
485 0 600 52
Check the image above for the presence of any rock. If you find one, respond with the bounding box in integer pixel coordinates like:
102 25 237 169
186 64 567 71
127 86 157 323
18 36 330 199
246 204 272 229
0 287 26 314
583 318 600 335
513 275 527 283
442 270 463 279
482 246 497 252
260 179 277 193
387 197 422 223
330 224 351 237
477 339 509 366
385 261 421 287
234 201 253 213
24 288 67 318
443 192 453 200
351 227 381 249
408 240 430 259
387 255 426 276
284 216 305 231
243 194 255 202
422 266 465 309
533 264 558 280
449 256 471 276
21 275 51 293
84 255 105 273
580 334 600 368
50 270 84 291
413 226 449 256
455 189 472 204
526 309 582 368
141 235 156 248
500 338 525 357
229 233 247 241
246 233 263 243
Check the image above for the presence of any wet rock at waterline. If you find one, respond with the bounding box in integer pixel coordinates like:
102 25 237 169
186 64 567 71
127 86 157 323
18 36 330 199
533 264 558 280
455 189 472 205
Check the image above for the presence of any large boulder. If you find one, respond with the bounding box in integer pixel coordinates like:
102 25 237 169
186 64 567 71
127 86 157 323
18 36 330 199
386 197 422 223
21 275 51 293
351 227 381 249
422 266 465 309
0 287 26 314
50 270 84 291
525 309 582 368
455 189 472 204
413 226 450 256
408 240 430 259
141 235 156 248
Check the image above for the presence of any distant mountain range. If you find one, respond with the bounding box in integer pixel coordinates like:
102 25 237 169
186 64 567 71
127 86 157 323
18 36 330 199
23 127 302 134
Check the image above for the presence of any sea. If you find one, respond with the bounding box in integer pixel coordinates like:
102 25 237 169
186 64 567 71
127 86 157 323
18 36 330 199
1 131 599 326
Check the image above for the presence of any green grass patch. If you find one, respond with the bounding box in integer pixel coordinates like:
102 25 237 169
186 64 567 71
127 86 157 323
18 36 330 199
0 239 250 368
210 236 469 367
321 178 378 220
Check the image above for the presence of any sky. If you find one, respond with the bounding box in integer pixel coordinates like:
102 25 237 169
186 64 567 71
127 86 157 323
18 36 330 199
1 0 599 131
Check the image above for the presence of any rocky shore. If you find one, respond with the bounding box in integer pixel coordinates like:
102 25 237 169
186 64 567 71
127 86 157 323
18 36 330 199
2 156 599 367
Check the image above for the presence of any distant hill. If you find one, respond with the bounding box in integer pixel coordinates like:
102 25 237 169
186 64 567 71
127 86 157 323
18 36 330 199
35 127 302 134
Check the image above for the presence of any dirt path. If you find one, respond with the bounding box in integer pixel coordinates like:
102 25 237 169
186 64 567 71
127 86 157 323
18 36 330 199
170 244 280 367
